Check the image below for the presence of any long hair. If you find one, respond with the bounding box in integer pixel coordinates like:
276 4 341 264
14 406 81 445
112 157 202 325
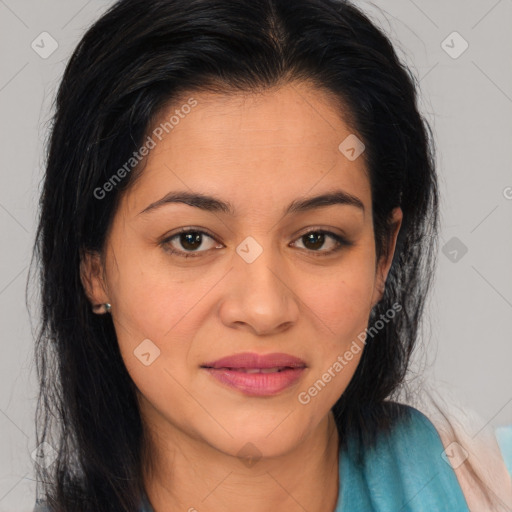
31 0 443 509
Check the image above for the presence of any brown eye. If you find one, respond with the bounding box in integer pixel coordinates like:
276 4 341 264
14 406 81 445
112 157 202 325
302 232 327 250
178 232 203 251
161 229 221 257
291 230 351 255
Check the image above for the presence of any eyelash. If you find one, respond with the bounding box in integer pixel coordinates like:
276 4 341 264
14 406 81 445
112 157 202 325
160 227 352 259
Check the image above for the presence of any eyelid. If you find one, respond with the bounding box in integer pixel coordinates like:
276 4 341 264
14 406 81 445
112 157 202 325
162 226 219 241
292 225 349 242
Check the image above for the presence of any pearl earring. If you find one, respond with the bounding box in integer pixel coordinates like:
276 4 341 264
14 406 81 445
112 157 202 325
93 303 112 314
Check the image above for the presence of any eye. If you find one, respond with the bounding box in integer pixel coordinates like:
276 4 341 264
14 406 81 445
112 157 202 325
161 228 222 258
290 230 352 256
161 227 352 259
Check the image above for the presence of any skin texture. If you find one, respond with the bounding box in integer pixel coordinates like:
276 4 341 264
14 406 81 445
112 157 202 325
81 81 402 512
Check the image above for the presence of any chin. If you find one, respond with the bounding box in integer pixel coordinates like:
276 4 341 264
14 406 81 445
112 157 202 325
201 424 305 462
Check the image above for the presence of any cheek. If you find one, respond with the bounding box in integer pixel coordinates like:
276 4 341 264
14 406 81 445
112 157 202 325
107 246 210 340
297 257 375 336
111 269 201 414
292 250 375 390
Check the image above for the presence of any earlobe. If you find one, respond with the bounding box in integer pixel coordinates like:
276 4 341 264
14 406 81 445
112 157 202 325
92 302 112 314
79 250 110 313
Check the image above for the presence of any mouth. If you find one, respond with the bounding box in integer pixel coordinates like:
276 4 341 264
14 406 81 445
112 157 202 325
202 366 300 373
200 352 307 396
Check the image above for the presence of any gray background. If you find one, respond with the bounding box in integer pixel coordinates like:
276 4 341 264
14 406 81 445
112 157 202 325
1 0 511 509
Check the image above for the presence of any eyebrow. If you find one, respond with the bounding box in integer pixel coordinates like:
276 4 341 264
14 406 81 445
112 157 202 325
138 189 365 216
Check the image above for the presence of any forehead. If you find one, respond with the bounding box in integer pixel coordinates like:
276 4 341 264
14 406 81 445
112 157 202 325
152 81 359 154
122 81 371 216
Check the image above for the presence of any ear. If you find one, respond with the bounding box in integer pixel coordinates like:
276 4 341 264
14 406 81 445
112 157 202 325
370 207 403 308
80 249 110 314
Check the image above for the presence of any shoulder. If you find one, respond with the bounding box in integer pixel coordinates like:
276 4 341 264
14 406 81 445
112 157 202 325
388 402 448 449
372 403 468 484
428 404 512 511
338 403 470 511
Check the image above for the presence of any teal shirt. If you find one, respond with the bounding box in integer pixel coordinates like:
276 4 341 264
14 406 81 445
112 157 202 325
36 406 512 511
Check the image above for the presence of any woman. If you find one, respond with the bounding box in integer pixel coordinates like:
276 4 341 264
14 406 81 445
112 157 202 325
31 0 512 510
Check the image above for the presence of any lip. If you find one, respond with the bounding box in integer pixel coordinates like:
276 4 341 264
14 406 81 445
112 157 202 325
201 352 307 397
202 352 307 370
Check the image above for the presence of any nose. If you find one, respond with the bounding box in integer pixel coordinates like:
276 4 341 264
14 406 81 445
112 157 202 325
218 245 300 336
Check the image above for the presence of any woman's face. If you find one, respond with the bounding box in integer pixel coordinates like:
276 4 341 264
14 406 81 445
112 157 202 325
82 81 401 459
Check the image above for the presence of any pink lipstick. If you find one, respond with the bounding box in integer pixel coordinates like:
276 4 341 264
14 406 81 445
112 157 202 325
201 352 307 396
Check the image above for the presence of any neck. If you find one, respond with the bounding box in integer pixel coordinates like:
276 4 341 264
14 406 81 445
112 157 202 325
141 410 341 512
